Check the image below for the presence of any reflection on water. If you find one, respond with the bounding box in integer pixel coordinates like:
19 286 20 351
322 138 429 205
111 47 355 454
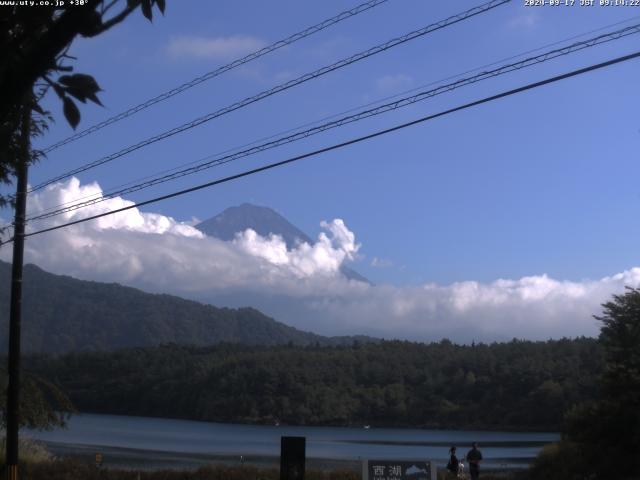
26 413 559 469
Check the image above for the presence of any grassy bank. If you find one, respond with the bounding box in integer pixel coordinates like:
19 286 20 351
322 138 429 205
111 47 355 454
5 437 534 480
23 459 359 480
17 458 532 480
0 437 52 464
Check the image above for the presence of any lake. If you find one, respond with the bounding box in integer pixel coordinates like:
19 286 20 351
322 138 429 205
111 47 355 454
26 413 558 470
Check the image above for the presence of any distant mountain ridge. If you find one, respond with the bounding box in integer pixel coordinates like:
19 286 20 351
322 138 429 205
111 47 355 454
195 203 370 284
196 203 313 248
0 261 376 354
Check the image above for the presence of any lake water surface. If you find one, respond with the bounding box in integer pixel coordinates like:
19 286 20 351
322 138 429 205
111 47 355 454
26 413 559 470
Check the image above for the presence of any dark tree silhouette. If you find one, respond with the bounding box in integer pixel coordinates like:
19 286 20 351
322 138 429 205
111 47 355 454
0 0 165 430
0 0 165 207
530 288 640 480
570 288 640 478
22 338 604 431
0 367 74 430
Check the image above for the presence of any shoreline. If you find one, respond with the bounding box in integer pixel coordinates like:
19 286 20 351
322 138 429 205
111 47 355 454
26 414 548 472
41 440 530 473
63 410 561 434
42 441 362 472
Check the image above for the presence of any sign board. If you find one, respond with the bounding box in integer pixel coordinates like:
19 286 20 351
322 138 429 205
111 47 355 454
280 436 305 480
95 452 103 467
363 460 435 480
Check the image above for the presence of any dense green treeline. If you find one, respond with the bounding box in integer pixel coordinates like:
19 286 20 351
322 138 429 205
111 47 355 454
25 338 602 431
524 288 640 480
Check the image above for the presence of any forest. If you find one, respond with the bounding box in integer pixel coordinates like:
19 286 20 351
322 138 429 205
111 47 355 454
23 337 603 431
0 261 374 353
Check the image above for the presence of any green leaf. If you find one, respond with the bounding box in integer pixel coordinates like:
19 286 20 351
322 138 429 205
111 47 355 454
62 96 80 130
65 87 88 104
77 10 103 37
155 0 166 14
58 75 74 86
52 83 65 99
58 73 101 93
141 0 152 21
86 91 104 107
59 74 103 106
127 0 139 8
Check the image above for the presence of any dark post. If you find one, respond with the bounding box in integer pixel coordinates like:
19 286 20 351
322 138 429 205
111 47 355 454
5 105 30 480
280 436 305 480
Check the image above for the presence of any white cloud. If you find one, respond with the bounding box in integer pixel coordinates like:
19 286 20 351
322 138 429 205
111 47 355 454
273 70 295 82
166 35 266 60
308 36 351 59
375 74 414 93
507 12 540 30
8 178 357 293
233 221 358 278
371 257 393 268
2 178 638 343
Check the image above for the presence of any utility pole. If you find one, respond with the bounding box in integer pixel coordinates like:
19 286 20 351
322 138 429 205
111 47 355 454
5 105 30 480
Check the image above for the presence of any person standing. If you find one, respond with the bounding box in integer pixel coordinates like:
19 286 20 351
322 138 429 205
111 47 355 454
446 446 460 477
466 442 483 480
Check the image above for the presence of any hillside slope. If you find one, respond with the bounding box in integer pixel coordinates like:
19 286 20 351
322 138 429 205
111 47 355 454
0 261 374 353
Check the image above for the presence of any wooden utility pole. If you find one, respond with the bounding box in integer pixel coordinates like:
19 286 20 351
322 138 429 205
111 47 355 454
5 105 30 480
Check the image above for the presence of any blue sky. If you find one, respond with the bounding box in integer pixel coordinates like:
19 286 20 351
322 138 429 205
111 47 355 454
2 0 640 340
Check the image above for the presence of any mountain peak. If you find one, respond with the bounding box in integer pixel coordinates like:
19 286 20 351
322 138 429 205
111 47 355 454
195 204 370 284
196 203 312 249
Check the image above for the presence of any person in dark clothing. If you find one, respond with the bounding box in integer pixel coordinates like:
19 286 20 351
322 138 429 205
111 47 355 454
446 446 460 477
466 442 483 480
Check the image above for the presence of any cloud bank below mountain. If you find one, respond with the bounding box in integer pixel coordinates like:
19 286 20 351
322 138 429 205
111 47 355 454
1 178 636 342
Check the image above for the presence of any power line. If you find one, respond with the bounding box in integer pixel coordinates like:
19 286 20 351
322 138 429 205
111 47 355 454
40 0 390 154
25 22 640 223
8 49 638 242
26 15 640 222
29 0 510 194
10 14 634 225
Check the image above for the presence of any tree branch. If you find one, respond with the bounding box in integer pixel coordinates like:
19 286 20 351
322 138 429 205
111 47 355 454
0 1 140 123
102 0 121 16
88 3 138 37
